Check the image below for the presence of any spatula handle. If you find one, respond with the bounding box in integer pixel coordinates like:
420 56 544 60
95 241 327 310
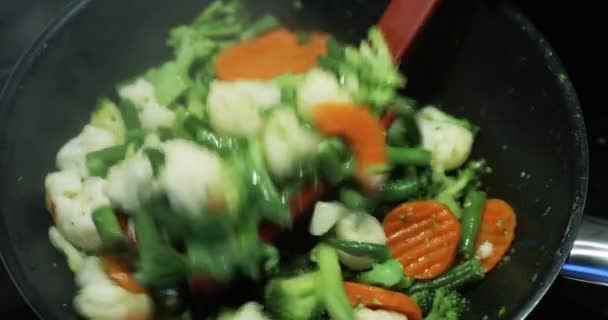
378 0 440 63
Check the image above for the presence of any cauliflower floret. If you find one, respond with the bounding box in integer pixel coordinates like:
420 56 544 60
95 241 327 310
416 106 474 171
104 152 157 212
220 302 271 320
354 308 408 320
263 108 319 179
476 240 494 259
335 212 387 270
309 201 348 236
45 171 110 251
297 68 351 119
48 226 85 272
161 139 241 217
207 80 281 137
74 257 153 320
57 125 118 177
118 78 176 132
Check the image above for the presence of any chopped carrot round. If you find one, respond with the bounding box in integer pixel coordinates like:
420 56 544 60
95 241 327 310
100 256 147 294
473 199 517 272
216 28 328 81
314 103 388 190
384 200 461 279
343 281 422 320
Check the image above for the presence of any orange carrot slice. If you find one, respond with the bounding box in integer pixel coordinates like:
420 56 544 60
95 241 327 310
343 281 422 320
100 256 147 294
473 199 517 272
384 200 461 279
216 28 327 80
314 103 388 190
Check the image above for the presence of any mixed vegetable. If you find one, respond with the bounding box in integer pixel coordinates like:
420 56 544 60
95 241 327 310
44 1 517 319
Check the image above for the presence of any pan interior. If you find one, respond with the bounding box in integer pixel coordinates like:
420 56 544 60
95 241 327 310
0 1 587 319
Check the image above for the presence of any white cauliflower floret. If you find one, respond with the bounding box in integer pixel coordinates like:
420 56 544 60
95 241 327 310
476 240 494 260
207 80 281 137
118 78 176 132
416 106 475 171
161 139 241 217
74 257 153 320
219 302 271 320
309 201 348 236
335 212 387 270
104 152 157 213
45 171 110 251
263 108 319 179
297 68 351 119
354 308 408 320
48 226 85 272
56 125 118 177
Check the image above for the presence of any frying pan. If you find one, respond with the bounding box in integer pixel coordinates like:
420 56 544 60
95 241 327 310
0 0 592 319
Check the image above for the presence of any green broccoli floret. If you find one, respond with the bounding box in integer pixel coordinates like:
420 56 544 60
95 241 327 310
410 289 436 315
264 272 323 320
424 288 469 320
318 27 405 113
355 259 413 289
148 0 280 106
432 160 490 218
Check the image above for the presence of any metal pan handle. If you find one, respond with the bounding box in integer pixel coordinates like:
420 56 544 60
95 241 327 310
562 215 608 286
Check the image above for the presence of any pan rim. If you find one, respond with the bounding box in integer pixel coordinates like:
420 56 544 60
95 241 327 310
0 1 93 318
0 1 589 320
500 2 589 320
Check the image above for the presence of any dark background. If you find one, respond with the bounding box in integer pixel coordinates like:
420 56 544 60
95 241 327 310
0 0 605 318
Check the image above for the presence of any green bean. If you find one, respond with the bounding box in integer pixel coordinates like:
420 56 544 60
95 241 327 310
377 178 419 202
339 188 368 211
407 258 485 294
459 190 488 258
318 138 354 185
241 15 280 40
118 100 141 130
387 146 431 167
86 144 127 177
134 208 186 287
245 139 291 227
143 148 165 176
92 207 126 252
325 239 392 262
314 244 353 320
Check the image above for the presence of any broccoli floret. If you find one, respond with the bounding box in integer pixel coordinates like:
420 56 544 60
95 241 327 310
355 259 409 288
410 290 436 315
264 272 323 320
432 160 490 218
424 288 469 320
318 27 405 113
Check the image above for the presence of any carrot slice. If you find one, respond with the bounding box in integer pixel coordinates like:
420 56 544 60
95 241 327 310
343 281 422 320
216 28 328 81
100 256 147 294
473 199 517 272
314 104 388 190
384 200 461 279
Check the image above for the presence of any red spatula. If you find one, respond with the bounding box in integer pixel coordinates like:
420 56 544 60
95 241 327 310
379 0 440 63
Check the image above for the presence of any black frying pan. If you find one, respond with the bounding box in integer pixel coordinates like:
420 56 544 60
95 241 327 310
0 0 588 319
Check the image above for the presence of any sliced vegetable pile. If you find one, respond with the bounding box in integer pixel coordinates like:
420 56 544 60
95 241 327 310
44 1 517 319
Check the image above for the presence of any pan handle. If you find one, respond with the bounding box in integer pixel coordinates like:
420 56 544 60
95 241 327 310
561 215 608 286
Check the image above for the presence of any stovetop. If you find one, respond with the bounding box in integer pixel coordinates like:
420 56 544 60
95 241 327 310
1 0 605 318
